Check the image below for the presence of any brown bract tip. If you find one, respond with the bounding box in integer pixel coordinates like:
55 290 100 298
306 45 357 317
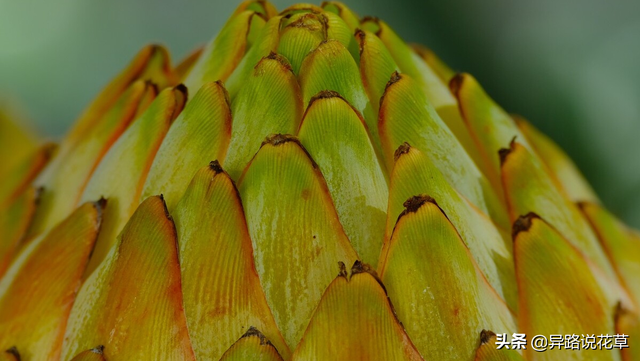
308 90 345 109
388 71 402 85
259 134 320 170
34 186 44 205
242 326 274 346
5 346 20 360
380 71 402 110
263 51 294 72
449 73 465 97
614 301 631 324
354 28 365 54
394 142 412 162
403 194 436 214
350 260 387 292
287 13 324 31
479 329 496 345
498 137 517 166
158 194 173 221
94 197 108 211
94 197 108 227
350 260 378 277
90 345 105 355
338 261 348 278
262 133 299 147
360 16 381 34
174 83 188 102
512 212 540 239
209 160 224 174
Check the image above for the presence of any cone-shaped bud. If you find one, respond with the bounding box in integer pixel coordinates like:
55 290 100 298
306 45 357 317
69 346 106 361
291 262 423 360
0 201 102 360
225 54 303 180
30 81 156 235
581 202 640 307
380 72 509 228
0 187 38 278
514 214 616 361
387 145 516 309
500 141 619 295
516 116 599 203
474 330 524 361
142 81 232 211
298 92 388 266
219 328 284 361
185 2 268 91
172 162 290 360
380 197 516 360
79 85 186 276
61 196 195 361
239 135 359 348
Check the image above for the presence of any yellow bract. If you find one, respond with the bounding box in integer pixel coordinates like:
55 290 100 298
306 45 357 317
0 201 102 360
173 163 290 360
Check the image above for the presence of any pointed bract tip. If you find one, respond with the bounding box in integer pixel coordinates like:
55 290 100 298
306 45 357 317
262 133 299 147
393 142 412 162
174 83 188 98
338 261 348 278
361 16 381 28
93 197 108 226
157 194 173 221
614 301 631 323
380 71 403 109
349 260 390 296
94 197 108 211
209 160 225 174
449 73 466 96
354 27 366 49
259 134 320 170
512 212 540 239
5 347 20 360
241 326 273 346
403 194 437 214
479 329 496 345
263 52 294 72
388 71 402 85
350 260 380 279
90 345 105 355
498 137 517 166
308 90 345 108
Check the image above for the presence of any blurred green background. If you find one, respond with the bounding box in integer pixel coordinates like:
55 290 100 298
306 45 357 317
1 0 639 227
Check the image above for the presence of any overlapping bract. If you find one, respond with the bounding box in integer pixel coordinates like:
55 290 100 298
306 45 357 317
0 1 638 360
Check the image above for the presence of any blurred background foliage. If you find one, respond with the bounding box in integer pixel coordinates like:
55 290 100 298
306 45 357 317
1 0 639 227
